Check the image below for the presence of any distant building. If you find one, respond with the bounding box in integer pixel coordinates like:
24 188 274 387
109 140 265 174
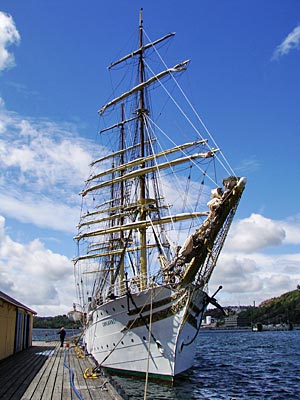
224 314 250 328
202 315 217 327
0 291 36 361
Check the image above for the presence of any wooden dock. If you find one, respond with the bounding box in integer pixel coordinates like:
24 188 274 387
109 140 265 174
0 341 124 400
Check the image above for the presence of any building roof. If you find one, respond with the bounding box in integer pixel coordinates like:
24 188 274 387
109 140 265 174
0 291 37 315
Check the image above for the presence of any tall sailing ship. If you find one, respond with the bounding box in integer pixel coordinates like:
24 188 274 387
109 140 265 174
70 10 246 382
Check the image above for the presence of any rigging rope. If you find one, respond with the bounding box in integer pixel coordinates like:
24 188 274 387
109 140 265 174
178 165 192 236
146 114 218 186
143 289 153 400
142 28 236 178
144 113 211 238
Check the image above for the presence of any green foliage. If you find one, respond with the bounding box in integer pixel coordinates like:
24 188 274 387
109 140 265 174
33 314 81 329
239 290 300 325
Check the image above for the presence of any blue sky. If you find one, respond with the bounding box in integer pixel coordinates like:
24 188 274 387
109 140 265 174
0 1 300 315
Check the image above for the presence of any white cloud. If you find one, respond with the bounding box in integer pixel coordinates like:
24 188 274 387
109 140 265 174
236 156 260 174
0 99 112 315
225 213 285 252
0 215 75 315
0 98 107 233
280 214 300 245
209 213 300 307
0 99 113 315
272 25 300 60
0 111 92 192
0 192 77 233
0 11 20 71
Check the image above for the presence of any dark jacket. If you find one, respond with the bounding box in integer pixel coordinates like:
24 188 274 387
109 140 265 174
58 329 66 340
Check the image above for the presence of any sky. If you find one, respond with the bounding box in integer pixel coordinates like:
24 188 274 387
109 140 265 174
0 0 300 316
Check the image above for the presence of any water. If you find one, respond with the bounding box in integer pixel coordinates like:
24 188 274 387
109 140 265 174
112 330 300 399
32 328 81 342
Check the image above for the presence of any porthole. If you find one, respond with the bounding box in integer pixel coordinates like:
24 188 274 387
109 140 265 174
131 339 134 343
121 304 125 308
121 341 124 345
143 336 146 341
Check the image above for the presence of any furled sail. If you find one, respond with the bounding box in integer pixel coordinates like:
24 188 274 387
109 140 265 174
99 60 190 115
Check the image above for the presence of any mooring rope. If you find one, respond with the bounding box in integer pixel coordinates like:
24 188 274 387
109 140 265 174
63 347 84 400
143 289 153 400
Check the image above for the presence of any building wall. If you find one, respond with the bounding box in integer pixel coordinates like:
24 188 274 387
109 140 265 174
0 300 34 361
0 301 17 360
224 314 251 328
15 308 33 352
224 315 238 328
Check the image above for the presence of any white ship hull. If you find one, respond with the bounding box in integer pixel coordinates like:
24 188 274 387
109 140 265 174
83 284 207 382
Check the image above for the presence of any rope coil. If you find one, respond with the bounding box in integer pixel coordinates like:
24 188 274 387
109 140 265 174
83 367 99 379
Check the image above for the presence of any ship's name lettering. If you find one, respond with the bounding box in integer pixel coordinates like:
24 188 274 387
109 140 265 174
102 319 116 327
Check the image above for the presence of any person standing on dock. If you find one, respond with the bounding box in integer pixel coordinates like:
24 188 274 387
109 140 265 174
57 327 66 347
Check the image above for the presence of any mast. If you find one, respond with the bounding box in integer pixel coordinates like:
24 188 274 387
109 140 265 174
72 9 247 322
138 8 147 289
119 103 125 293
109 160 115 288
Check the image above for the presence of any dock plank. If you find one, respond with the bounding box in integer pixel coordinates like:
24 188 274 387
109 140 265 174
69 348 92 399
51 349 64 400
38 346 61 400
14 347 57 400
26 344 59 400
62 347 74 400
0 341 124 400
0 344 56 400
63 346 124 400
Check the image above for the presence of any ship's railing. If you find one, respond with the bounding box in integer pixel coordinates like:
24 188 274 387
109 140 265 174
89 272 164 310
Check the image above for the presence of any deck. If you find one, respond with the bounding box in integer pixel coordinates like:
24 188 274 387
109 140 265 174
0 341 124 400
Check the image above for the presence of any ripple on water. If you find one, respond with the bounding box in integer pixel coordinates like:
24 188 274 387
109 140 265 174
112 330 300 399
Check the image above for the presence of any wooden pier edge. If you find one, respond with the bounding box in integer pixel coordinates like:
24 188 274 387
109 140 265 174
0 341 125 400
